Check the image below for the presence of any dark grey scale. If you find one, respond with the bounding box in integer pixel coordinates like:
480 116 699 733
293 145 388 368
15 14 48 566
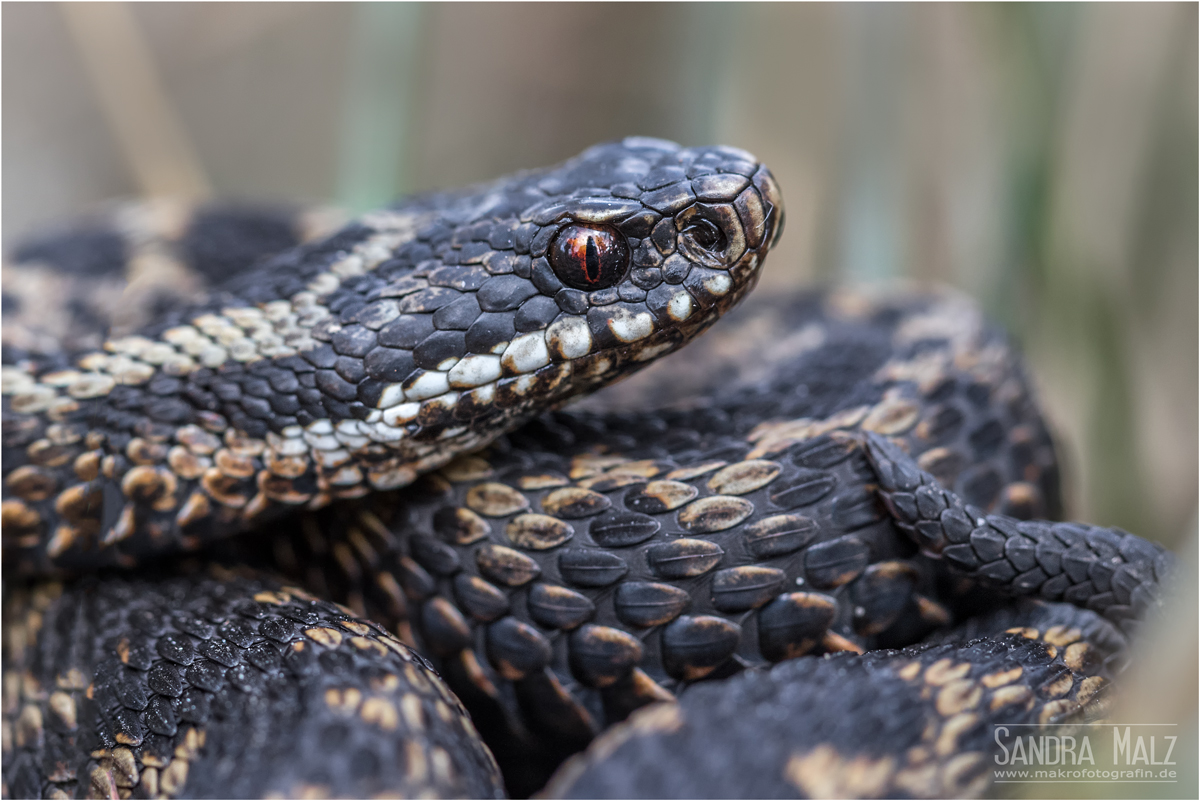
413 330 468 369
397 287 463 315
466 312 518 353
476 275 538 314
531 257 565 295
864 431 1174 636
613 582 691 627
527 584 596 629
1 573 503 799
419 597 473 656
547 602 1121 800
433 293 483 330
848 561 923 635
200 287 1117 792
660 257 691 284
588 288 621 307
219 433 953 790
429 264 491 291
378 312 435 349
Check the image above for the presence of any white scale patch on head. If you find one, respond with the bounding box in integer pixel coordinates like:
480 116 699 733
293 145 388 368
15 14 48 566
382 402 421 427
607 307 655 344
377 383 407 410
668 291 695 323
463 382 496 406
703 273 732 297
448 354 502 389
405 371 451 401
501 332 550 374
546 317 592 360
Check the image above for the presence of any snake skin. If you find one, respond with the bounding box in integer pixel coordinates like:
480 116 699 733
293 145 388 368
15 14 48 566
2 138 782 576
864 432 1175 637
2 573 503 799
1 141 1177 800
545 601 1123 798
211 288 1073 792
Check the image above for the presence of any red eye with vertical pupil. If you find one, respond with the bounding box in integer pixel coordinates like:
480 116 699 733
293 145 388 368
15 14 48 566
548 223 631 291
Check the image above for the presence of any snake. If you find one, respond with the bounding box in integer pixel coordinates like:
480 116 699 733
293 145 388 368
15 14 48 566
0 139 1175 799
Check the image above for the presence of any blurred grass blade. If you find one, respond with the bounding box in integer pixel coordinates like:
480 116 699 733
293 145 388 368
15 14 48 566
59 2 211 200
336 3 424 213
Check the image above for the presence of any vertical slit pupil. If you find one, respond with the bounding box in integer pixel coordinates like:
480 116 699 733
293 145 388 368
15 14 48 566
584 235 600 283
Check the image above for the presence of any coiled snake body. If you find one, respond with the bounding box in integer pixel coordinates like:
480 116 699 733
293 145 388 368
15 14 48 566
1 140 1173 799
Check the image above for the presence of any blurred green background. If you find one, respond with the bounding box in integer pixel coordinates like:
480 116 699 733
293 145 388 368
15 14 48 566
3 2 1196 795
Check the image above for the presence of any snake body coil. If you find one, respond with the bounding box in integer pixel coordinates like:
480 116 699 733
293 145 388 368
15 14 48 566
1 141 1176 800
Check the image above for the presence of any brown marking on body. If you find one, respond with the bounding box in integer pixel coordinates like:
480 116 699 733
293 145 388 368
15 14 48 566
2 499 41 531
989 685 1033 711
506 513 574 549
785 745 896 798
159 758 189 796
1039 699 1080 723
464 483 529 517
175 491 211 528
821 632 864 654
940 751 988 796
1041 673 1075 698
935 679 983 716
934 713 979 757
14 705 43 748
430 746 455 787
439 455 493 483
861 395 921 435
6 466 58 502
405 741 428 784
109 748 138 789
400 693 424 731
459 650 499 699
1063 642 1091 671
924 659 971 686
360 697 399 731
664 461 728 481
54 483 103 524
981 666 1022 688
89 766 119 799
1077 676 1107 704
677 496 754 533
518 473 570 490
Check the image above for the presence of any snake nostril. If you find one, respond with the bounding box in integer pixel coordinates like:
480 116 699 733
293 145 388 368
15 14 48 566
682 217 725 252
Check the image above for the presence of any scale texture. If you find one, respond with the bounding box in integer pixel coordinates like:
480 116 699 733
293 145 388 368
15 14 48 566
1 140 1176 800
2 573 503 799
3 138 781 576
546 602 1124 799
213 288 1079 790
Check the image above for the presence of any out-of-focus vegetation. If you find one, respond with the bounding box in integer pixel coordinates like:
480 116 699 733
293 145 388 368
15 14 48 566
3 5 1195 793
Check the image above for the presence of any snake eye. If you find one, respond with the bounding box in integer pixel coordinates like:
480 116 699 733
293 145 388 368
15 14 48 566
549 224 630 291
682 217 725 252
